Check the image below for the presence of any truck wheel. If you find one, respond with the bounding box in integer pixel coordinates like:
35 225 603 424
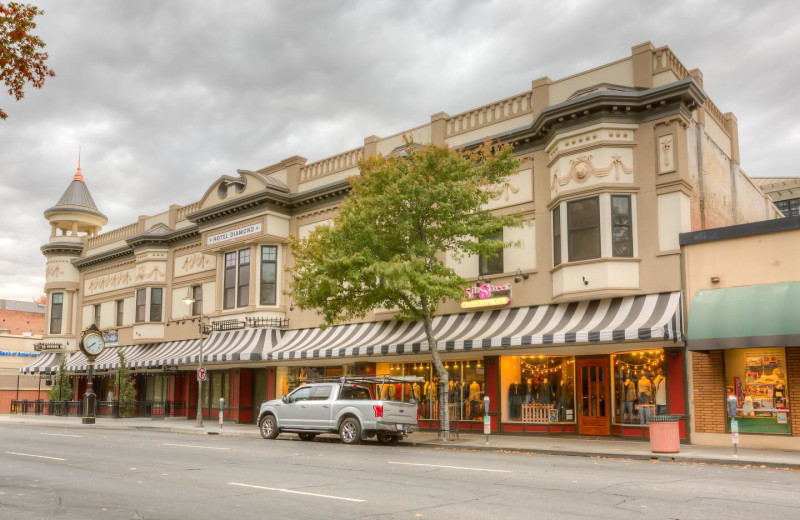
298 433 317 441
260 415 279 439
377 434 399 445
339 417 361 445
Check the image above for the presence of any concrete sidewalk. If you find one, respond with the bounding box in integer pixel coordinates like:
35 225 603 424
2 414 799 469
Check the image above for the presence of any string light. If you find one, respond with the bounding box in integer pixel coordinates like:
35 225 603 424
614 351 664 371
520 357 575 375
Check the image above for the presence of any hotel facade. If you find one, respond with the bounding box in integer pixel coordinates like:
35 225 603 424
24 42 781 442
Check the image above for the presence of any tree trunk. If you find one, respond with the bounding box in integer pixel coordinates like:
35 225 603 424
422 314 450 440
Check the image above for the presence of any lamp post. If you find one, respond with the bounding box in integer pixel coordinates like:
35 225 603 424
182 287 206 428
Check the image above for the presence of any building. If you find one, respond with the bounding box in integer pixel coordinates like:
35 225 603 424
1 299 46 412
751 177 800 217
682 216 800 449
24 42 777 440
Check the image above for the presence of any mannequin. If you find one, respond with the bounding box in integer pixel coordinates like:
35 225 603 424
525 377 534 404
653 368 667 415
539 377 554 405
623 373 637 423
412 382 421 401
638 372 653 425
508 379 522 419
469 380 481 419
742 394 755 416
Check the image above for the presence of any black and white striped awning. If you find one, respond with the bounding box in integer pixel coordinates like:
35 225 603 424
269 292 683 360
66 328 285 371
19 352 67 374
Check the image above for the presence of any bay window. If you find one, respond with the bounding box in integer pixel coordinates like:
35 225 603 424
260 246 278 305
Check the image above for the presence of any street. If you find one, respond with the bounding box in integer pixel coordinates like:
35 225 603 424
1 424 799 519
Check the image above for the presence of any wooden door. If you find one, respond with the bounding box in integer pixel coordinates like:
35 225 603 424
577 358 610 435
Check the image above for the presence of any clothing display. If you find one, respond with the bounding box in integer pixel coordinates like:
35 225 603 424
654 373 667 415
539 378 554 405
508 382 523 420
637 375 653 404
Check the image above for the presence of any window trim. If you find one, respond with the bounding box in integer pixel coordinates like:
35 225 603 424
260 245 278 306
94 304 101 328
223 252 237 310
567 196 601 262
478 230 504 276
552 206 562 267
149 288 163 322
611 195 633 258
191 285 203 316
135 289 146 323
237 249 250 307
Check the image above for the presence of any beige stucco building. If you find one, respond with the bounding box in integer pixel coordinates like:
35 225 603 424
26 42 779 439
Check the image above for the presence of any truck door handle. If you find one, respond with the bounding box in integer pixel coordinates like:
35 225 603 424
323 405 329 409
300 405 306 408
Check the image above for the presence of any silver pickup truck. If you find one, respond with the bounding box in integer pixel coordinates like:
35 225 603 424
257 376 422 445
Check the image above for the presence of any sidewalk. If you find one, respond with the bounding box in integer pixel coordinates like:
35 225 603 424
2 414 799 469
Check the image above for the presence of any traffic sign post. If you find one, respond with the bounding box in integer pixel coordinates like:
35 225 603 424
197 367 207 382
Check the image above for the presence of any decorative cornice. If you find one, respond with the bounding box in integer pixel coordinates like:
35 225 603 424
41 242 84 257
72 245 133 268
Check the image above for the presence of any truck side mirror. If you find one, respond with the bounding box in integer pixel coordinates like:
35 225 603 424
282 395 288 403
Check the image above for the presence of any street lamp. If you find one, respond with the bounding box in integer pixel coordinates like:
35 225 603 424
182 286 207 428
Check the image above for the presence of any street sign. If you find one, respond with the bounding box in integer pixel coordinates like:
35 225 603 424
731 432 740 444
197 367 207 381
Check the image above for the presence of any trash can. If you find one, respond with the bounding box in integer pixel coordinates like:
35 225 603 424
648 414 682 453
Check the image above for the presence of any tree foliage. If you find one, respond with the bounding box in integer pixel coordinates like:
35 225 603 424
0 2 55 119
288 139 520 435
117 350 136 418
48 353 73 401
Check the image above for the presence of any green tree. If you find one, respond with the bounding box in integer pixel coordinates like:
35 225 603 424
48 353 73 402
288 140 520 436
117 350 136 418
0 2 55 119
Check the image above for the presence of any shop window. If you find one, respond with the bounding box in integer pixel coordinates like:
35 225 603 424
479 231 504 276
612 350 667 425
568 197 600 261
210 372 230 410
260 246 278 306
135 289 146 323
223 249 251 310
552 206 561 266
116 299 124 327
396 360 486 422
724 348 791 435
150 288 163 322
50 292 63 334
94 304 101 328
503 356 575 423
191 285 203 316
611 195 633 257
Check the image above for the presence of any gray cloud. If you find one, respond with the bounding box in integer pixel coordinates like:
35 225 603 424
1 0 798 300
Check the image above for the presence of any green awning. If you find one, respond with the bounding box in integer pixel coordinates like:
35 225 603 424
687 282 800 350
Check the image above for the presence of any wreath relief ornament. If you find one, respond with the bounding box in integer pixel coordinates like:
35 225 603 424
551 154 633 192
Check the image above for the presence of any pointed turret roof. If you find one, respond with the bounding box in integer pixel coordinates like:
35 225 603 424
43 154 107 221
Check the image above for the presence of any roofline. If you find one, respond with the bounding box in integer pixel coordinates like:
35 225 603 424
679 215 800 246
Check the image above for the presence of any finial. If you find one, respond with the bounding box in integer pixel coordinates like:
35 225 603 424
73 147 84 182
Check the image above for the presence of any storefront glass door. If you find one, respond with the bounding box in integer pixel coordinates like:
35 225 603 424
577 358 610 435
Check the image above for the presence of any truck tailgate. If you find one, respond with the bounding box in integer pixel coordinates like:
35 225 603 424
380 401 417 425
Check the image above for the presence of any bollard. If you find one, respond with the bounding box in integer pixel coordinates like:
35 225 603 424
483 395 491 444
219 397 225 434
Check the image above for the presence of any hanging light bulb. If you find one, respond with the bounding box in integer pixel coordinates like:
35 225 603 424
466 361 471 368
445 362 450 369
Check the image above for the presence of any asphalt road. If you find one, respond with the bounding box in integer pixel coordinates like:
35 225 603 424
1 424 799 519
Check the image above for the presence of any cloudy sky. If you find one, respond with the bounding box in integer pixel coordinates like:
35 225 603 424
1 0 799 301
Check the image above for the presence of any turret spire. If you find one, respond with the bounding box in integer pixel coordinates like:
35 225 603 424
73 147 84 182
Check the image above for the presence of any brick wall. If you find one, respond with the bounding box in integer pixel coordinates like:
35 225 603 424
786 347 800 437
691 350 726 433
0 309 44 335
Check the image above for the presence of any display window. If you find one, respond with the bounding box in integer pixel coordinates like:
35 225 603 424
500 355 575 423
391 360 485 421
612 350 666 425
724 347 791 435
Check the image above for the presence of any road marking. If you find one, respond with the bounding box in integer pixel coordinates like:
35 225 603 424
40 433 83 438
229 482 365 503
5 451 66 461
387 461 511 473
161 443 230 450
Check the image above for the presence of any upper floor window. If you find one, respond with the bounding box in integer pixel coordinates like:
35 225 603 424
191 285 203 316
776 198 800 217
135 289 146 323
224 249 250 310
260 246 278 306
116 300 124 327
479 231 504 276
553 206 562 267
567 197 600 261
50 293 63 334
150 288 163 322
94 304 101 328
611 195 633 257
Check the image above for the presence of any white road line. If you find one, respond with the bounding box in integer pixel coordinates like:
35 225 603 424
5 451 66 461
161 443 230 450
387 461 511 473
40 433 83 438
229 482 365 503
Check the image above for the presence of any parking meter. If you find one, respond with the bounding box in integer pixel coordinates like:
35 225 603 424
219 397 225 432
483 395 491 443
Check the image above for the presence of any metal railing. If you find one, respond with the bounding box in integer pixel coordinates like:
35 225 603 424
10 400 188 419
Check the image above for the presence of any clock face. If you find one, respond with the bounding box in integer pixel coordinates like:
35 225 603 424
83 332 104 356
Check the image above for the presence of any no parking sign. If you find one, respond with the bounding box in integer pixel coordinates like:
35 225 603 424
197 367 207 381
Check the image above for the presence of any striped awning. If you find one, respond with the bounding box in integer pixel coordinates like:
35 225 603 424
269 292 683 360
67 328 285 372
19 352 67 374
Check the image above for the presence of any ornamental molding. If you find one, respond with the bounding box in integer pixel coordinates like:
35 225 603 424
88 271 133 293
551 154 633 193
488 180 520 201
45 265 64 278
